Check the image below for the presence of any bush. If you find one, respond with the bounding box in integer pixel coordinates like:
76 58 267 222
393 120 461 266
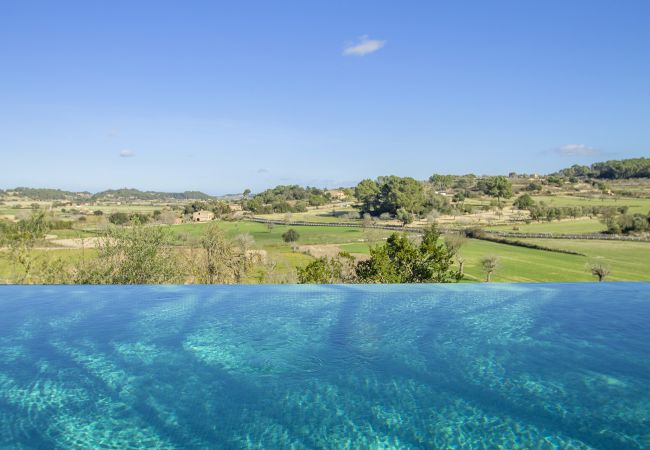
282 229 300 243
75 224 181 284
526 182 543 192
464 227 485 238
297 253 356 284
108 212 130 225
355 224 459 283
513 194 535 210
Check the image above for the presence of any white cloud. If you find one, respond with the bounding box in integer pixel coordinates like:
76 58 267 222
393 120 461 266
343 35 386 56
555 144 600 156
119 149 135 158
257 168 269 174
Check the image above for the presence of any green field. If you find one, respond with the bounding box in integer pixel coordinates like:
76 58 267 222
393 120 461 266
487 218 606 234
515 238 650 281
299 230 650 283
48 228 100 239
170 221 392 246
531 195 650 214
169 221 393 281
2 218 648 284
91 204 173 213
258 205 361 223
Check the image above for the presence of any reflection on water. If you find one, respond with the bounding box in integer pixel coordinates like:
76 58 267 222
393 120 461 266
0 284 649 448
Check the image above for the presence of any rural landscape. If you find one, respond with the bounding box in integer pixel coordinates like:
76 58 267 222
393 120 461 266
2 157 649 285
2 2 650 449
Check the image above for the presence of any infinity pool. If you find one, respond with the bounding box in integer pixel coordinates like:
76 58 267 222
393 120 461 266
0 284 648 449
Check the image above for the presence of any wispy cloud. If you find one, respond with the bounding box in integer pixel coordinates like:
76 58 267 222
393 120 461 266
119 149 135 158
257 168 269 174
554 144 600 156
343 35 386 56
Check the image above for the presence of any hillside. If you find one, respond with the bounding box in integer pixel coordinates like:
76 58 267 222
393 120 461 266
4 187 91 201
90 189 214 201
0 187 214 202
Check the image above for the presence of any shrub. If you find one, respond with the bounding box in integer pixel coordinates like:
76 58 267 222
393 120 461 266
282 229 300 243
108 212 130 225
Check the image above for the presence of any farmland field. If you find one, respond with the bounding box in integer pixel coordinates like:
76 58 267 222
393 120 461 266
530 195 650 214
513 238 650 281
288 227 650 282
3 219 647 283
257 205 361 223
487 218 606 234
170 221 393 246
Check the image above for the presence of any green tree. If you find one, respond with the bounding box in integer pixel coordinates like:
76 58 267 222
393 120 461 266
356 224 459 283
380 176 425 215
75 223 181 284
526 182 543 192
429 174 453 190
355 179 380 213
232 233 255 282
588 261 611 282
200 223 236 284
513 193 535 210
396 208 414 226
444 232 468 279
282 229 300 243
485 176 513 206
297 252 356 284
108 212 130 225
355 176 426 216
480 255 499 282
1 210 48 283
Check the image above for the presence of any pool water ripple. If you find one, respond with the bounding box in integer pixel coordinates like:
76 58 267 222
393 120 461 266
0 283 648 449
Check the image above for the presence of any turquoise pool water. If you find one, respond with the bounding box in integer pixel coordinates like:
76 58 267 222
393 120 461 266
0 284 648 449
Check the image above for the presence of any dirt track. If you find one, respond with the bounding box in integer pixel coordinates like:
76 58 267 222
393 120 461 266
46 237 102 249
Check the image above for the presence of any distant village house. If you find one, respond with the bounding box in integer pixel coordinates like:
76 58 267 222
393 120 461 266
327 190 347 201
191 210 215 222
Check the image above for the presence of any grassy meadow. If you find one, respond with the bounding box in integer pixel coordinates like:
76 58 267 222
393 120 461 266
487 218 607 234
2 218 648 283
530 195 650 214
2 174 650 284
293 230 650 282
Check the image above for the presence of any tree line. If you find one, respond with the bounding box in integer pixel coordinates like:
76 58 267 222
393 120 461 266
354 175 513 224
242 185 332 214
512 193 650 234
557 157 650 180
297 225 461 283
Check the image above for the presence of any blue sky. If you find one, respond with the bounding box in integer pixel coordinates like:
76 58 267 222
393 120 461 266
1 0 649 194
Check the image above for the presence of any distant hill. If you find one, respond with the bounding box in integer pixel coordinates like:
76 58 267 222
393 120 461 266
557 157 650 179
2 187 214 202
215 193 244 201
90 188 214 201
5 187 91 201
